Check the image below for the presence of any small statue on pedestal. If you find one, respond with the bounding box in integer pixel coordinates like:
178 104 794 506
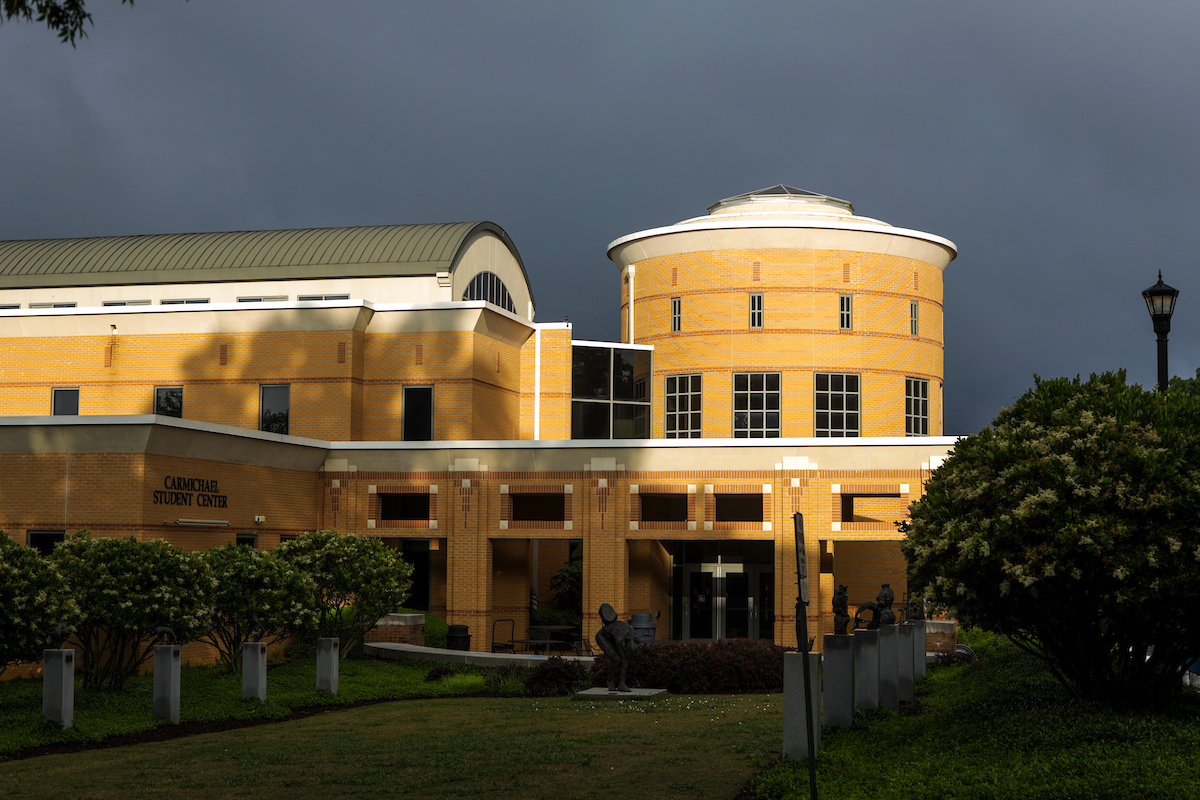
832 584 851 635
877 584 896 626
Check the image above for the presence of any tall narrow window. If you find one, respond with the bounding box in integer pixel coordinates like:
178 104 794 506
906 378 929 436
671 297 681 333
815 373 860 437
910 301 919 336
733 372 780 438
155 386 183 418
259 384 290 434
665 374 702 438
52 388 79 416
403 386 434 441
749 293 763 329
839 294 852 330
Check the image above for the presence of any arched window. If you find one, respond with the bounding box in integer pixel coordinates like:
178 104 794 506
462 271 515 313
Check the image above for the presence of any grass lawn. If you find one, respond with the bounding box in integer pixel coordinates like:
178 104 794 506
0 692 781 799
753 633 1200 799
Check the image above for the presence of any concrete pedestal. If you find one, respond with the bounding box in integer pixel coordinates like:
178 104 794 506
878 625 899 711
242 642 268 701
42 649 75 728
898 624 915 703
822 634 855 728
782 651 821 761
153 644 181 724
913 619 927 681
316 638 339 694
853 628 879 711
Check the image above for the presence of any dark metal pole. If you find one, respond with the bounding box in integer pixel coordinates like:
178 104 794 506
793 512 818 800
1157 332 1169 393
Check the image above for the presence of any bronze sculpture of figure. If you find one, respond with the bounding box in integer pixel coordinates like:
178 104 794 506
832 584 851 635
877 584 896 626
595 603 641 692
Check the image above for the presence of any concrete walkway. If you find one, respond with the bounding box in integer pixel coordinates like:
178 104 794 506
365 641 595 669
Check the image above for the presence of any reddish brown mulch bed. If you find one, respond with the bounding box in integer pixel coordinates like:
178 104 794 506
5 697 400 762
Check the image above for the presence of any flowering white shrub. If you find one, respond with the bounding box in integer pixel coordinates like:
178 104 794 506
53 532 214 691
904 371 1200 707
277 530 413 658
0 535 80 674
199 543 319 672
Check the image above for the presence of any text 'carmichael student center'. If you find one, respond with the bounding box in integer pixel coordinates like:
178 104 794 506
0 186 957 650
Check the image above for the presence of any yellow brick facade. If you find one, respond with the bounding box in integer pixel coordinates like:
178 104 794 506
0 187 958 658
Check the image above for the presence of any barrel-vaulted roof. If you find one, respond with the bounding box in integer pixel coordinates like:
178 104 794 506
0 222 530 292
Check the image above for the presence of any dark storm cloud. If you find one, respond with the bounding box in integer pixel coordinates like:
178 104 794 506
2 1 1198 434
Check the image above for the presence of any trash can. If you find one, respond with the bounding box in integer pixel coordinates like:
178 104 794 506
446 624 471 651
630 612 656 642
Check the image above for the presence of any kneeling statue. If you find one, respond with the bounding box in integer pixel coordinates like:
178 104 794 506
595 603 641 692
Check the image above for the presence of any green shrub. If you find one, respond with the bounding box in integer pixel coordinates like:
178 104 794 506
526 655 590 696
199 543 317 672
53 532 214 691
277 531 413 658
484 662 528 696
424 663 456 682
0 534 80 675
592 639 785 693
398 607 449 648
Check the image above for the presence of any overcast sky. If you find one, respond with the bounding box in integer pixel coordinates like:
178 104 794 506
3 2 1198 434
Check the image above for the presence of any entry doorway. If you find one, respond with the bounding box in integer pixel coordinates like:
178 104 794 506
668 541 775 642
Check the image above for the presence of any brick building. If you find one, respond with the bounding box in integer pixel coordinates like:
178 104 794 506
0 186 956 650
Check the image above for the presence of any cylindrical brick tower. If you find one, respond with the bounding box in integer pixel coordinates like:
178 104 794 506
607 185 957 438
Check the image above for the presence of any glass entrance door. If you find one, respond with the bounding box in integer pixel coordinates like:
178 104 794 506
681 562 773 640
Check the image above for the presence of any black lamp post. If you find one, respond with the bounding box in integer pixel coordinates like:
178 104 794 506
1142 272 1180 392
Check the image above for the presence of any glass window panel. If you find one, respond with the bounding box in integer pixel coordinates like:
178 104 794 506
155 387 183 418
403 386 434 441
571 401 611 439
613 403 648 439
571 347 610 400
52 388 79 416
259 385 290 434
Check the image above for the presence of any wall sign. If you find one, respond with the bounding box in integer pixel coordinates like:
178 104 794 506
153 476 229 508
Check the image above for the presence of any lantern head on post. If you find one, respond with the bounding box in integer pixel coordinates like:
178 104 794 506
1142 272 1179 393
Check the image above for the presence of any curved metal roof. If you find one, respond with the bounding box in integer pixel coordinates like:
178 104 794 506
0 222 531 293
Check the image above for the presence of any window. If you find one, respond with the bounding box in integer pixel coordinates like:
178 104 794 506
155 387 183 418
0 305 17 310
103 300 150 306
235 533 257 548
380 493 431 520
462 271 516 313
162 298 208 305
52 388 79 416
298 294 350 301
750 293 763 329
906 378 929 436
259 384 290 434
715 494 763 523
27 530 65 555
733 372 780 438
237 296 288 303
665 374 702 438
511 493 565 521
402 386 434 441
839 294 852 330
815 373 860 437
671 297 681 332
910 301 919 336
640 493 688 522
30 302 75 309
570 345 651 439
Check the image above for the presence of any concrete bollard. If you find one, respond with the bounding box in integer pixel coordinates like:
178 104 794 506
153 644 182 724
878 625 899 711
913 619 927 681
822 634 855 728
242 642 268 701
853 628 879 710
42 649 75 728
782 651 821 761
898 624 915 703
316 638 339 694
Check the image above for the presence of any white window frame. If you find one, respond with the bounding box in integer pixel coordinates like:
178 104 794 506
733 372 781 438
665 374 702 439
906 377 929 436
749 293 763 329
